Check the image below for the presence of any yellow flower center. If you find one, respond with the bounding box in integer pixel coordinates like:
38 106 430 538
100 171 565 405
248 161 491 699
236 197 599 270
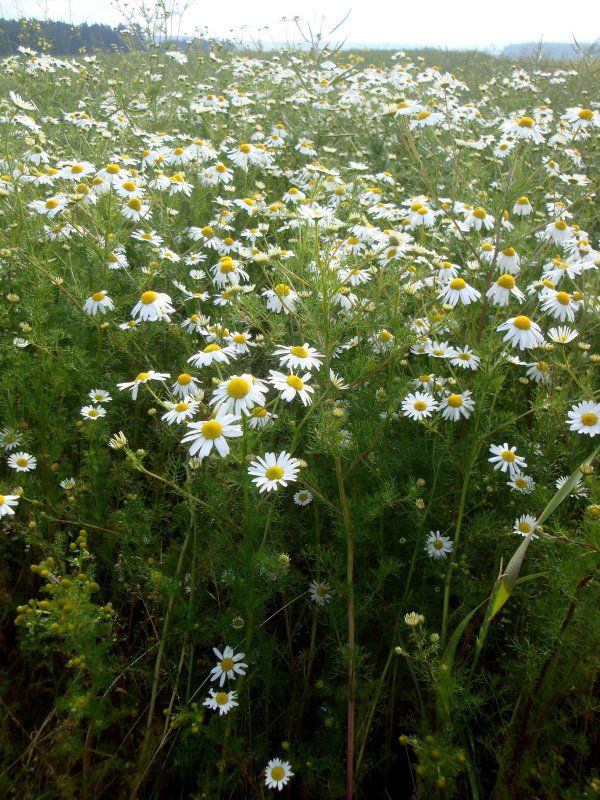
347 236 360 245
556 291 570 305
449 278 466 290
518 522 531 533
233 334 247 344
87 409 99 417
0 495 4 505
265 466 284 481
270 766 285 781
413 400 427 411
106 163 120 174
473 208 487 219
555 220 567 231
517 116 534 127
578 108 593 121
174 403 189 412
128 198 142 211
141 291 158 305
201 420 223 439
581 413 598 427
239 143 251 154
497 274 515 289
71 164 84 174
503 247 516 257
215 692 229 705
45 198 59 209
517 196 529 205
220 259 235 273
515 477 527 488
204 344 221 353
274 283 291 297
252 407 267 418
178 374 192 385
16 457 28 467
286 375 304 390
416 110 431 120
513 315 531 331
447 394 463 408
220 657 234 671
122 180 136 191
379 330 393 341
135 372 150 382
433 539 444 550
227 378 250 399
501 450 516 462
92 292 106 301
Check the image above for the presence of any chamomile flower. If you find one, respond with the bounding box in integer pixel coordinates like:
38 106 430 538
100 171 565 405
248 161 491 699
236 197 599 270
309 580 331 605
566 401 600 437
263 283 298 314
0 428 23 451
497 316 544 350
426 531 453 559
264 758 294 791
272 343 323 372
188 344 235 369
540 290 581 322
8 452 37 472
161 398 199 425
0 493 19 516
438 277 481 306
248 452 301 493
172 373 201 399
488 443 527 476
548 326 578 344
83 290 114 316
269 371 315 406
439 391 475 421
525 360 551 384
450 347 481 371
507 472 535 493
501 115 545 143
131 290 174 322
486 274 525 306
80 405 106 421
210 374 268 416
203 689 238 716
60 477 76 491
88 389 112 403
294 489 313 506
514 514 539 538
181 408 242 457
402 392 438 421
210 646 248 686
117 370 170 400
512 196 533 216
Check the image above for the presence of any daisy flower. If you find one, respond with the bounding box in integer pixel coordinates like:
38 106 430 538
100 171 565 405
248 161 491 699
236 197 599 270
188 344 236 369
486 274 525 307
0 492 19 516
501 115 545 143
0 428 23 451
210 374 268 416
497 316 544 350
555 475 589 499
203 688 239 716
248 452 301 493
264 758 294 792
269 371 315 406
514 514 539 538
108 431 128 450
181 408 242 457
438 277 481 307
566 401 600 437
210 646 248 686
402 392 438 421
488 443 527 476
273 343 323 372
540 290 581 322
426 531 453 558
80 405 106 421
8 452 37 472
247 407 277 430
117 370 170 400
83 291 114 316
131 291 174 323
548 326 578 344
512 196 532 216
294 489 313 506
263 284 298 314
309 580 331 605
450 347 481 371
171 373 202 399
161 398 199 425
88 389 112 403
439 391 475 421
507 472 535 493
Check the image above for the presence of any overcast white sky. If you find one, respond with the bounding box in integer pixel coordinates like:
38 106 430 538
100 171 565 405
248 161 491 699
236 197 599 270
0 0 598 48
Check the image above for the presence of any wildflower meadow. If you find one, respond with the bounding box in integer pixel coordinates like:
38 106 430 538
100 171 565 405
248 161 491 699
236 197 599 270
0 35 598 800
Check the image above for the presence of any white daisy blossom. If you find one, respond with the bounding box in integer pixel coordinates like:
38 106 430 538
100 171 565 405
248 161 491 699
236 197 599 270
161 397 199 425
264 758 294 791
0 493 19 516
130 290 174 322
210 374 268 416
172 373 202 399
83 290 114 316
488 443 527 476
117 370 170 400
269 370 315 406
187 343 236 368
440 391 475 421
248 451 301 493
496 316 544 350
202 689 239 716
80 405 106 421
402 392 438 421
514 514 539 538
88 389 112 403
210 646 248 687
548 326 578 344
426 531 454 558
566 401 600 437
273 343 324 371
8 452 37 472
507 473 535 493
294 489 313 506
181 408 242 457
309 580 331 605
540 290 582 322
437 277 481 307
486 274 525 307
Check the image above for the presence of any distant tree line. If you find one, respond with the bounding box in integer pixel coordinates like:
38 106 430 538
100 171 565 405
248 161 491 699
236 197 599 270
0 17 137 55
